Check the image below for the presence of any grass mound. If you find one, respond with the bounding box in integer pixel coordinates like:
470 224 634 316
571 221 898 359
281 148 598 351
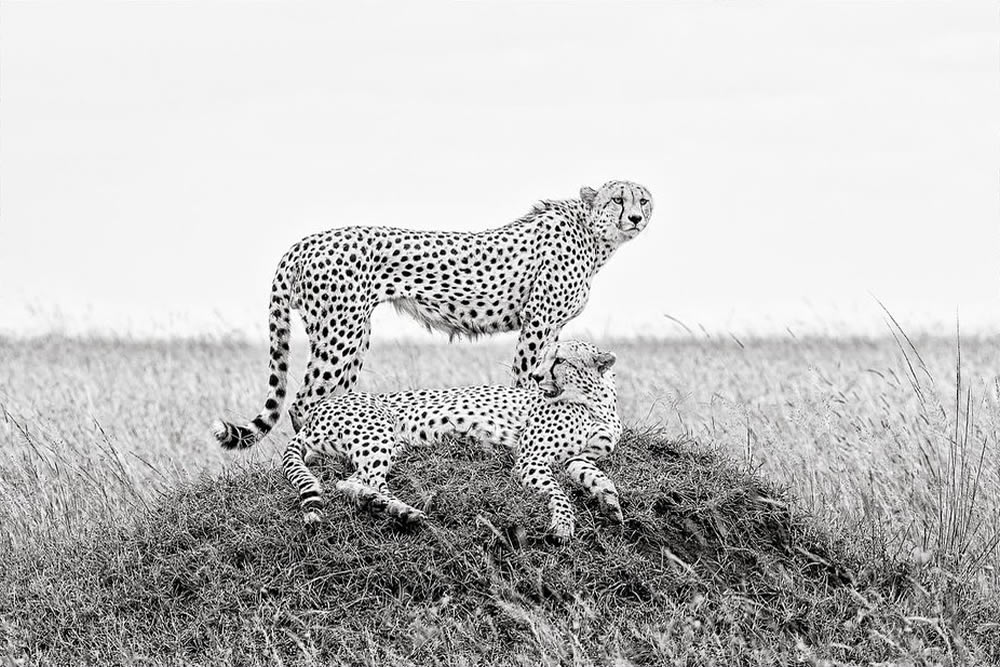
3 429 996 665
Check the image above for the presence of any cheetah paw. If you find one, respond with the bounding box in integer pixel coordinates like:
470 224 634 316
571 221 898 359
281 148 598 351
603 500 624 524
548 522 575 543
400 508 426 524
365 495 390 513
386 500 426 524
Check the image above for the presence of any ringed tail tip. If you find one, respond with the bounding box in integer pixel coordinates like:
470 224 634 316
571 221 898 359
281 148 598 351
212 418 261 450
211 419 234 448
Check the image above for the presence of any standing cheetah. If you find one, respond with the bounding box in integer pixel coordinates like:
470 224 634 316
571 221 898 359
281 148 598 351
214 181 652 443
213 340 623 539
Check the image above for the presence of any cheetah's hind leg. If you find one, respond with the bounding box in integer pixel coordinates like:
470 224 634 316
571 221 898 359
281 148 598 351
281 435 326 525
335 475 426 524
372 480 427 524
339 421 426 524
289 307 375 433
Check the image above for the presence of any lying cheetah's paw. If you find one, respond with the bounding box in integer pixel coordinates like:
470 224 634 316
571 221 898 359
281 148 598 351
548 518 575 543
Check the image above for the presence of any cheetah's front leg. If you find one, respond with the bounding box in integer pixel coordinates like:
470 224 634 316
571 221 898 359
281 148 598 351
565 456 623 524
511 262 590 386
512 322 557 388
516 458 576 541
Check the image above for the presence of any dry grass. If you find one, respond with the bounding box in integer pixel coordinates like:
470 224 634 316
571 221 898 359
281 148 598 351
1 331 998 664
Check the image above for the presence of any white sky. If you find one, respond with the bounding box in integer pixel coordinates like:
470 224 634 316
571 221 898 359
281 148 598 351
1 2 997 339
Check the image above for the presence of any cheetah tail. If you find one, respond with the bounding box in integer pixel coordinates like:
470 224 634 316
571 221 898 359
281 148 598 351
213 256 294 450
211 419 261 450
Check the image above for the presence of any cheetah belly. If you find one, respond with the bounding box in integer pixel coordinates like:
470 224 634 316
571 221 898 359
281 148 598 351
390 296 523 338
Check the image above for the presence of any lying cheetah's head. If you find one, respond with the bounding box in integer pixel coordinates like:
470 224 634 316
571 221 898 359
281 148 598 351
580 180 653 245
531 340 616 403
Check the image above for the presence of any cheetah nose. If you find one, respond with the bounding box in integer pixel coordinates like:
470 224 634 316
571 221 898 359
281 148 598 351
628 214 643 224
529 371 544 383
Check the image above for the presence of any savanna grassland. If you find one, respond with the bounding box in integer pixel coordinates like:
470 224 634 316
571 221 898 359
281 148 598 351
1 331 998 665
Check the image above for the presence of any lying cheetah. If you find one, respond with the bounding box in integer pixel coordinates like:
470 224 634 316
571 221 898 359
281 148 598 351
215 180 652 443
212 341 623 539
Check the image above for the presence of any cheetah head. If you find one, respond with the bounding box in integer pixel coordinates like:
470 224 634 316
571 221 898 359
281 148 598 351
531 340 616 402
580 180 653 246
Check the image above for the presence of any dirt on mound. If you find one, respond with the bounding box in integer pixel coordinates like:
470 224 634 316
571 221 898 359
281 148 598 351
3 430 989 665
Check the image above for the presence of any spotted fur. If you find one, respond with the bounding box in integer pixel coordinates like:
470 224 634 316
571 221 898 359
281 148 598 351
517 340 623 541
219 341 622 537
213 181 652 445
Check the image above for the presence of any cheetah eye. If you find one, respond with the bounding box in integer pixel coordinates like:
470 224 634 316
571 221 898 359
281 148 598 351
639 198 648 205
612 197 623 205
553 357 565 365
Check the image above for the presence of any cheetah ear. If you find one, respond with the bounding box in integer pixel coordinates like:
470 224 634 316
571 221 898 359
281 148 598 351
579 186 598 208
594 351 616 373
